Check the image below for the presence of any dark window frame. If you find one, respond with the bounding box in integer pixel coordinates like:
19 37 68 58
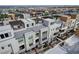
5 33 9 37
35 39 39 43
29 43 33 46
27 24 29 27
32 23 34 26
0 34 5 39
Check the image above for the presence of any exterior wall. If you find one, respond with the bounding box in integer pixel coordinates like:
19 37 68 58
19 19 35 29
35 32 40 46
43 19 49 26
43 19 57 43
66 19 76 31
0 16 78 54
50 26 60 40
0 25 14 41
75 28 79 37
8 14 16 20
40 27 48 44
0 25 19 54
16 36 26 53
23 13 31 19
28 21 35 28
24 31 35 50
25 18 36 28
0 38 19 54
76 14 79 20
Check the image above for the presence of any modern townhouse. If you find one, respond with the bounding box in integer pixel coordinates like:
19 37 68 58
0 21 19 54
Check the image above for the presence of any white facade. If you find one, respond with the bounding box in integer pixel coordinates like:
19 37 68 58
67 19 76 31
0 25 19 54
23 13 31 19
0 16 78 54
59 18 76 31
19 19 35 28
24 31 36 50
26 18 35 27
43 18 61 42
0 25 14 40
0 38 19 54
40 27 48 44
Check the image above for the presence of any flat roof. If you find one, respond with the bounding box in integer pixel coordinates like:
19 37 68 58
14 24 47 38
44 18 56 22
9 20 25 30
51 22 61 28
0 25 12 32
26 18 35 22
19 19 29 23
31 24 47 32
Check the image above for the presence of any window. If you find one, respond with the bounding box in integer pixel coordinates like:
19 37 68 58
27 24 29 27
42 31 47 38
18 39 23 43
28 35 33 45
5 33 9 37
0 33 11 39
56 27 58 30
29 36 33 40
8 44 11 47
1 47 4 50
19 45 25 50
36 33 39 37
50 22 54 25
17 37 24 43
0 34 4 39
32 23 34 26
29 43 33 46
42 37 47 41
35 39 39 43
60 42 64 47
53 32 58 35
59 29 64 32
43 42 48 48
43 31 47 34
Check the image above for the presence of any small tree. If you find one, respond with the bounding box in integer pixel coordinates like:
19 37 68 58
0 14 8 21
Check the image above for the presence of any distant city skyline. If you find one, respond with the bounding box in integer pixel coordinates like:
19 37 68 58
0 5 79 8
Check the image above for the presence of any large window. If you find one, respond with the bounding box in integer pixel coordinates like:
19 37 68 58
36 32 39 37
25 34 34 47
29 43 33 46
42 31 47 41
42 31 47 35
50 22 55 25
42 31 47 38
27 24 29 27
42 37 47 41
19 45 25 50
0 32 10 39
0 34 4 39
32 23 34 26
35 39 39 43
53 32 58 35
27 35 34 47
5 33 9 37
28 36 33 43
17 37 24 43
